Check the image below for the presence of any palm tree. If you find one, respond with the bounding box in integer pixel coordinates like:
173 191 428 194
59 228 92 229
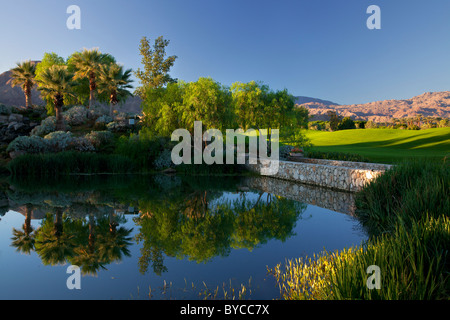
36 65 75 131
11 204 35 254
70 48 109 109
8 60 36 109
34 210 77 266
98 63 134 117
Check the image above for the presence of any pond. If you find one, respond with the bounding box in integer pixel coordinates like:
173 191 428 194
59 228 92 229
0 174 367 300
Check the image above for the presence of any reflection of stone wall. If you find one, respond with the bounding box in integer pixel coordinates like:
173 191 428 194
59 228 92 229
245 159 392 192
242 176 356 216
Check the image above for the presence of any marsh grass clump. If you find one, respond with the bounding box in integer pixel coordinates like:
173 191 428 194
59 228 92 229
7 151 134 177
269 159 449 300
355 159 449 236
269 215 449 300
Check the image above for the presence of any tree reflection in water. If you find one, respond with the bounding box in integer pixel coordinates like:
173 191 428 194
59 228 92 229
5 175 307 277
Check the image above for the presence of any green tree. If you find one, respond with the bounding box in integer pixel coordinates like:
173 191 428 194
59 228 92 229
141 81 185 137
180 77 232 133
98 63 134 117
10 205 35 255
35 53 66 115
327 111 342 131
338 117 356 130
34 210 77 266
230 81 268 131
134 36 178 98
36 65 75 131
69 48 113 109
8 60 36 109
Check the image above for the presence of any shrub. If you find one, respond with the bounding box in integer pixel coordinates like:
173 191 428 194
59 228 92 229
85 131 114 150
7 135 49 154
107 121 128 133
63 106 88 126
44 131 74 152
71 137 96 152
338 117 356 130
95 115 113 125
0 104 12 115
30 116 57 136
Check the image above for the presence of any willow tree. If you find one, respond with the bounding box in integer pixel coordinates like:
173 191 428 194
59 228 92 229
98 63 134 117
36 65 75 131
8 60 36 109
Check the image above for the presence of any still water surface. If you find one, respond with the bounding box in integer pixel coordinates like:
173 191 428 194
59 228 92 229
0 175 367 299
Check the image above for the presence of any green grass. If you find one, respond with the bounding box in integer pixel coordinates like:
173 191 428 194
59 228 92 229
305 128 450 164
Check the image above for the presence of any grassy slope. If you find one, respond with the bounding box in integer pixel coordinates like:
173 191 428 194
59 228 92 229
305 128 450 164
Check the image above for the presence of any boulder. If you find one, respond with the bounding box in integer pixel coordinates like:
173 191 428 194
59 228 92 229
9 114 23 122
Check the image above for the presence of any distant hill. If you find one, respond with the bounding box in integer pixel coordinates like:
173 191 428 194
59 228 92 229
297 92 450 122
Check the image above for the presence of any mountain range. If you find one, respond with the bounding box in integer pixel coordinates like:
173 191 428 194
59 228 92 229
295 92 450 122
0 67 448 121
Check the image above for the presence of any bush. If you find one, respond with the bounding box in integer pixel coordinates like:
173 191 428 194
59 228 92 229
7 135 48 154
0 104 12 115
85 131 114 150
44 131 74 152
338 117 356 130
63 106 88 126
72 137 96 152
30 116 57 136
95 115 113 125
107 121 128 133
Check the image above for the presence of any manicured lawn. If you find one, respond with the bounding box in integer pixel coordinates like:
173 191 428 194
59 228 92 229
305 128 450 164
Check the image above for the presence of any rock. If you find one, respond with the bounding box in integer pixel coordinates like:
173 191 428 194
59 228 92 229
0 115 9 125
8 114 23 122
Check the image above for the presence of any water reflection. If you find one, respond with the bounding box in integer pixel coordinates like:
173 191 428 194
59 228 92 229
2 175 308 277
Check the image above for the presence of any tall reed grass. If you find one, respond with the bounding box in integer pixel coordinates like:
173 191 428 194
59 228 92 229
7 151 135 177
269 159 450 300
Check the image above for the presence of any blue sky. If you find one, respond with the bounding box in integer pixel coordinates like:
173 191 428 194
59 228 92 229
0 0 449 105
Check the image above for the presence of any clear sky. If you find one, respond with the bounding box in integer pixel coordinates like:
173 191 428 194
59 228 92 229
0 0 449 105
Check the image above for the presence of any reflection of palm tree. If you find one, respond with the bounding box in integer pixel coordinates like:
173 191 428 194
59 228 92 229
11 205 35 255
70 211 105 276
96 213 133 265
34 209 77 266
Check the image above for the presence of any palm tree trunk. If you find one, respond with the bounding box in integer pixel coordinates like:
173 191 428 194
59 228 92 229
89 72 96 109
110 90 118 117
54 95 66 131
25 84 32 109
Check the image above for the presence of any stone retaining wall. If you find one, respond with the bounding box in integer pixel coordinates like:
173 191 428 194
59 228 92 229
245 158 392 192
